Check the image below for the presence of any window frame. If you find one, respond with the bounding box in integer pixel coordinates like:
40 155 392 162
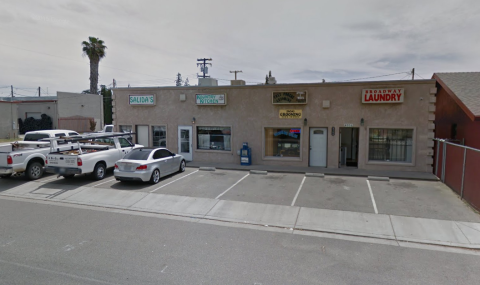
262 126 304 161
195 125 233 154
366 126 416 166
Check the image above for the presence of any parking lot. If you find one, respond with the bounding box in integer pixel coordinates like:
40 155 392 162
1 167 479 222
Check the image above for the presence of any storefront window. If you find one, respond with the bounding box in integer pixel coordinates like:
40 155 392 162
368 128 413 162
264 128 301 158
152 126 166 147
119 125 132 133
197 126 231 151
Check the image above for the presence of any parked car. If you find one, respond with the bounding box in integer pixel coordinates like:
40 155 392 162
114 148 186 184
0 129 79 180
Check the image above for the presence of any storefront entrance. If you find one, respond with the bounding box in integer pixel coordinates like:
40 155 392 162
309 128 327 167
136 125 149 147
178 126 193 161
339 127 359 167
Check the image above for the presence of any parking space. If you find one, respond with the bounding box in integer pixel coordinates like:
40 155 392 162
220 172 304 206
1 167 479 222
369 179 480 222
294 176 375 213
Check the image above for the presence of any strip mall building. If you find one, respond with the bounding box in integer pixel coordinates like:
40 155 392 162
112 79 437 172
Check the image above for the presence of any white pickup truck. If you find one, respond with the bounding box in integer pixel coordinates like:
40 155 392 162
0 129 80 180
45 133 142 180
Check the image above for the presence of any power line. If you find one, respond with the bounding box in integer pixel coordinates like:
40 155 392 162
335 71 410 82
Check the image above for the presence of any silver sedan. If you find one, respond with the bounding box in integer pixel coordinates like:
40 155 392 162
114 148 186 184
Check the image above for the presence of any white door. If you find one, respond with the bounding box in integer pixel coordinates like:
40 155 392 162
178 126 192 161
309 128 327 167
137 125 149 147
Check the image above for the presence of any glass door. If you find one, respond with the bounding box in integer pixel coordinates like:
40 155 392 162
178 126 193 161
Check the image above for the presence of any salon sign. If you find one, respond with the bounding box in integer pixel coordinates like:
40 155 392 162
362 88 404 103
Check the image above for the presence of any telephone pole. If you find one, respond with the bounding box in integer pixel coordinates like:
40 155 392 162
411 68 415 80
38 87 41 97
230 70 243 80
197 58 212 78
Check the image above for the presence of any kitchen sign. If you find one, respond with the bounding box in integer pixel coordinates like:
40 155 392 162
362 88 404 103
196 94 227 105
129 94 155 105
272 91 307 104
279 109 302 119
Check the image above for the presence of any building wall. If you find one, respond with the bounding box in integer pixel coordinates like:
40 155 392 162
17 101 58 129
434 84 480 149
0 101 18 139
113 80 436 172
57 92 104 132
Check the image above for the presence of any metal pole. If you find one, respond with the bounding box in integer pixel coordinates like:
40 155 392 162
441 141 447 182
435 140 440 177
460 147 467 199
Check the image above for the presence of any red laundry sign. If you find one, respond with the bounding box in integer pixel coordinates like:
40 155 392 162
362 88 404 103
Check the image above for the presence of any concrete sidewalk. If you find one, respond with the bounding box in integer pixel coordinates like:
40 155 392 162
186 162 439 181
1 183 478 249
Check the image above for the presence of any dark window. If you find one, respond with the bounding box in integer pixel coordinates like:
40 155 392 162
24 134 49 141
124 149 152 160
197 126 231 151
265 128 301 157
451 124 457 140
118 137 132 148
68 132 79 136
368 129 413 162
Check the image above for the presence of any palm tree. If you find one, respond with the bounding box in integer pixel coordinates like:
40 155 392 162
82 37 107 94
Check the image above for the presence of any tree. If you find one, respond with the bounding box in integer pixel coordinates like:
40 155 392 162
175 73 183 86
184 77 190 86
82 37 107 94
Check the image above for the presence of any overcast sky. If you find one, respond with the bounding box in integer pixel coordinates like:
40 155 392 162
0 0 479 97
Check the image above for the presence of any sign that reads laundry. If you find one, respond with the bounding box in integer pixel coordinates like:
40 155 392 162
196 94 226 105
362 88 404 103
272 91 307 104
129 94 155 105
279 109 302 119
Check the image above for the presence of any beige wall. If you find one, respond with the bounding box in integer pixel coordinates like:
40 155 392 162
0 102 18 139
17 101 58 129
113 80 436 172
57 92 104 131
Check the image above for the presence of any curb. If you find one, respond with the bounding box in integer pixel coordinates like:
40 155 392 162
250 170 267 175
199 167 216 171
368 176 390 181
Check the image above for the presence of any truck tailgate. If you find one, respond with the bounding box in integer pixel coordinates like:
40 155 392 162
47 154 78 168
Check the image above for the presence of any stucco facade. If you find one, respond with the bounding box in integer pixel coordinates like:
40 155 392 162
0 101 19 139
17 100 58 129
57 92 104 132
113 80 436 172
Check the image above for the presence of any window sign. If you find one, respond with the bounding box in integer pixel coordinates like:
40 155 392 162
362 89 404 103
196 94 227 105
265 128 301 157
279 109 302 119
129 94 155 105
272 91 307 104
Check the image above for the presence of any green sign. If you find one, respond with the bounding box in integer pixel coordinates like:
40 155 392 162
196 94 226 105
129 95 155 105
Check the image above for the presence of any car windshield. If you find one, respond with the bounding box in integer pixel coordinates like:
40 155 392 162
24 133 50 141
123 149 152 160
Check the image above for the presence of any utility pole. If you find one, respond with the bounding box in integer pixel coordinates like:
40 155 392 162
38 87 41 97
230 70 243 80
411 68 415 80
11 85 13 98
197 58 212 78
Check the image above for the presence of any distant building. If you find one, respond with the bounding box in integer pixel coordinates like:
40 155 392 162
433 72 480 149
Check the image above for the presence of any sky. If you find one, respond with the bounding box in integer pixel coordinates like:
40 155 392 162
0 0 479 97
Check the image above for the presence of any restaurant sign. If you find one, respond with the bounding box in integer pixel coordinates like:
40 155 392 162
362 88 404 103
129 94 155 105
196 94 227 105
272 91 307 104
279 109 302 119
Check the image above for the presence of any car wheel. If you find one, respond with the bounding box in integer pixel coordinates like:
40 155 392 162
91 163 106 180
26 162 44 180
150 169 160 184
63 174 75 179
0 174 12 179
179 160 186 173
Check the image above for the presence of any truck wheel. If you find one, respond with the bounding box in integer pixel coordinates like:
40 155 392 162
26 162 44 180
150 169 160 184
179 160 186 173
0 174 12 179
91 163 106 180
63 174 75 179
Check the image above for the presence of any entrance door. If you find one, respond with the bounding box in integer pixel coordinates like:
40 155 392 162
136 125 149 147
339 127 359 167
309 128 327 167
178 126 193 161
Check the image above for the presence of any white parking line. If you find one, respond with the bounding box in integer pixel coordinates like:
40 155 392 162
150 170 199 193
215 173 250 199
291 176 306 206
41 177 60 183
92 179 116 187
366 180 378 214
